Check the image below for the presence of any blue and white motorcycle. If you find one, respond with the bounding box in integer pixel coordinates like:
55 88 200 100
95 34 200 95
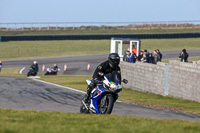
80 72 128 114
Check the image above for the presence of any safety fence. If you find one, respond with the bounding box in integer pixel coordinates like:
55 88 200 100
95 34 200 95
0 20 200 31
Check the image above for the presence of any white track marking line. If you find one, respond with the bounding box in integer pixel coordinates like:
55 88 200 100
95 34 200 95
32 78 85 94
27 76 41 79
19 67 26 74
32 78 122 102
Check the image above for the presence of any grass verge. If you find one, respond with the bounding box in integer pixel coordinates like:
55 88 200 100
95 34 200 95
39 75 200 115
0 68 25 77
1 38 200 60
0 109 200 133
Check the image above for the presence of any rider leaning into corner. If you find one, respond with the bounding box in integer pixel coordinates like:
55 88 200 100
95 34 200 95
27 61 39 77
82 53 122 105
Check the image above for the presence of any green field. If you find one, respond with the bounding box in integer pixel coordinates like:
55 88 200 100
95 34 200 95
0 109 200 133
0 68 23 77
1 38 200 60
0 28 200 35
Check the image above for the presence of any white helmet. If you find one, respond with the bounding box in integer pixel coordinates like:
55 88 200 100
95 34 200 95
33 61 37 64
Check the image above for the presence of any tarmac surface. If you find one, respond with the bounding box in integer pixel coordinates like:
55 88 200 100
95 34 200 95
0 76 200 121
2 49 200 75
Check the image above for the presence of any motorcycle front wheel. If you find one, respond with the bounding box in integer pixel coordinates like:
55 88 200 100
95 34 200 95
27 72 31 77
80 104 89 114
99 94 114 114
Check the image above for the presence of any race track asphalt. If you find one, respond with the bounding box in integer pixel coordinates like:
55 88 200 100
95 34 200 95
2 49 200 75
0 76 200 121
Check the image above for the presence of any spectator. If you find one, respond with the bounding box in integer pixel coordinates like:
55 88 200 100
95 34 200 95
0 61 2 72
141 53 147 63
148 53 154 63
123 48 130 61
132 45 137 56
124 50 130 62
153 50 159 64
138 50 143 61
132 51 137 63
156 49 162 62
124 50 135 63
144 49 149 63
179 49 189 62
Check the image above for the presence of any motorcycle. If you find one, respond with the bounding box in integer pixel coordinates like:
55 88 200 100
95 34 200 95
27 68 38 77
80 72 128 114
44 67 60 75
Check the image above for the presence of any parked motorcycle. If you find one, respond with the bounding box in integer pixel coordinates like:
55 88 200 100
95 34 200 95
80 72 128 114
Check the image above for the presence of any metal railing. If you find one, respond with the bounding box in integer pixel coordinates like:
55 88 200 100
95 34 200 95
0 20 200 31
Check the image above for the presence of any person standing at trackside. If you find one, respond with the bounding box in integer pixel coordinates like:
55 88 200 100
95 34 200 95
153 50 159 64
132 51 137 63
156 49 162 62
138 50 143 61
123 50 131 62
148 53 154 63
143 49 149 63
0 61 2 72
179 49 189 62
82 53 122 105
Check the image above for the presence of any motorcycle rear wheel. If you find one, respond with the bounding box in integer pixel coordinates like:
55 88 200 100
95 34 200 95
99 94 114 114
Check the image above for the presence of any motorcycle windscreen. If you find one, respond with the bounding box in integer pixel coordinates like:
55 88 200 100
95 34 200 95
104 72 119 85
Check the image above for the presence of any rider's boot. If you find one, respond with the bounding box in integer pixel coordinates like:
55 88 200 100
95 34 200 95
82 85 93 107
82 94 90 109
82 79 97 109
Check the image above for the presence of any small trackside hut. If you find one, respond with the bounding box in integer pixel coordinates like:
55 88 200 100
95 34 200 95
110 38 141 61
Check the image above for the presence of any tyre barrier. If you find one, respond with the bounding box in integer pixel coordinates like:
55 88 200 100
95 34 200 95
1 32 200 42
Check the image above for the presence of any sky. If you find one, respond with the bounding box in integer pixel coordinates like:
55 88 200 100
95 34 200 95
0 0 200 23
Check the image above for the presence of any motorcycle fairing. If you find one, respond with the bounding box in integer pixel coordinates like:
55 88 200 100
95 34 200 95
90 86 105 114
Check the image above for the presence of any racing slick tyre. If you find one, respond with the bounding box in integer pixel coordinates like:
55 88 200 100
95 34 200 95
27 72 31 77
80 104 89 114
99 94 114 114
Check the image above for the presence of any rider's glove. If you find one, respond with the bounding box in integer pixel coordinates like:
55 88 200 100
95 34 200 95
93 78 99 84
122 79 128 84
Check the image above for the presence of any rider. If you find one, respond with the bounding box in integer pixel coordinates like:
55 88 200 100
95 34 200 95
28 61 39 76
82 53 122 105
0 61 2 72
179 49 189 62
51 64 58 73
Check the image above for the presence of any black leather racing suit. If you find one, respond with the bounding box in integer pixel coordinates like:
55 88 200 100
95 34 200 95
30 64 39 72
85 60 121 100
